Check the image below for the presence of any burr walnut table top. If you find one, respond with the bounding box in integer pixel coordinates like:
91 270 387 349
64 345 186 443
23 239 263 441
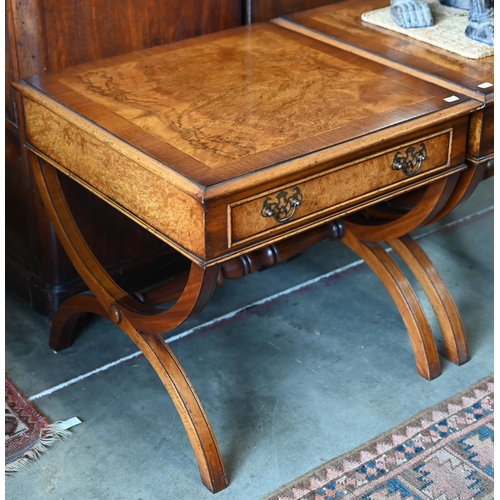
275 0 494 103
275 0 494 174
14 22 481 266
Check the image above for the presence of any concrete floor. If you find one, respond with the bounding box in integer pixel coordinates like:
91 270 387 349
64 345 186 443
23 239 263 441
5 177 493 500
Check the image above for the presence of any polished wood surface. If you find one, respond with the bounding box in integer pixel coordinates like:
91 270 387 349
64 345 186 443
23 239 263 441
275 0 494 175
21 24 478 186
275 0 494 101
13 19 487 493
14 23 480 266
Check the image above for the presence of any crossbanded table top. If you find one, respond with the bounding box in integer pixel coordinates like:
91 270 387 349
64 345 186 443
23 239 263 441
276 0 494 103
17 23 479 198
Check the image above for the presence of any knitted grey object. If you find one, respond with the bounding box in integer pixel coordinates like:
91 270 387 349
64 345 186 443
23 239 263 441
390 0 493 45
390 0 434 27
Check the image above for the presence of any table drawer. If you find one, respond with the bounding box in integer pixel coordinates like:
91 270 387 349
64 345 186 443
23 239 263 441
229 129 453 246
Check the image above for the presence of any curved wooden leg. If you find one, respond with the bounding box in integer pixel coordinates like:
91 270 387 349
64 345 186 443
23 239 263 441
387 235 469 365
50 293 107 351
425 161 488 225
29 153 228 493
51 290 227 492
341 227 441 380
339 176 473 377
120 317 227 493
344 176 458 242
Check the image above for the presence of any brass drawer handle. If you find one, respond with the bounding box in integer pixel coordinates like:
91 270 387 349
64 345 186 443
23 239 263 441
261 187 303 223
392 143 427 177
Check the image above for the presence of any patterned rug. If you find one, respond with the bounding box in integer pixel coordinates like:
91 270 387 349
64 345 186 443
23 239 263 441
5 378 71 474
263 375 494 499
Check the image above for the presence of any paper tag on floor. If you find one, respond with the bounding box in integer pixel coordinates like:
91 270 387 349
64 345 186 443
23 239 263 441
55 417 82 430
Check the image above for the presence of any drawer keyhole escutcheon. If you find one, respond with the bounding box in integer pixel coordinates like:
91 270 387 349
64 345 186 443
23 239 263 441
261 187 303 223
392 143 427 176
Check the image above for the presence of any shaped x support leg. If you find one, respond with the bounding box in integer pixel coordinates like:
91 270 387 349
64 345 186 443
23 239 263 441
30 153 228 493
340 174 469 380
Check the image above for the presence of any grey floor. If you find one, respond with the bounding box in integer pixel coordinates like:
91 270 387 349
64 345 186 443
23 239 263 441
5 177 494 500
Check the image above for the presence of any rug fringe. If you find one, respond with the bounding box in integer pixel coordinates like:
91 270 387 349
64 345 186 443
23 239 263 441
5 423 72 475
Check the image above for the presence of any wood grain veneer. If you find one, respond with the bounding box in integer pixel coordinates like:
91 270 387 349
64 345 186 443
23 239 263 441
14 23 481 265
275 0 494 173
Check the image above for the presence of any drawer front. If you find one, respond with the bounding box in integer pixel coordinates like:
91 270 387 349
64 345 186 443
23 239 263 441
229 129 453 246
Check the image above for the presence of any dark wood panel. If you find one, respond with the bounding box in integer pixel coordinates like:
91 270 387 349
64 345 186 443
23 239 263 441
5 20 17 125
251 0 342 22
10 0 242 77
5 129 31 267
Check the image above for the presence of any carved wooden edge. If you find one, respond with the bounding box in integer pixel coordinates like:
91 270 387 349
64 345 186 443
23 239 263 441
50 293 107 351
131 221 345 306
29 152 228 493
